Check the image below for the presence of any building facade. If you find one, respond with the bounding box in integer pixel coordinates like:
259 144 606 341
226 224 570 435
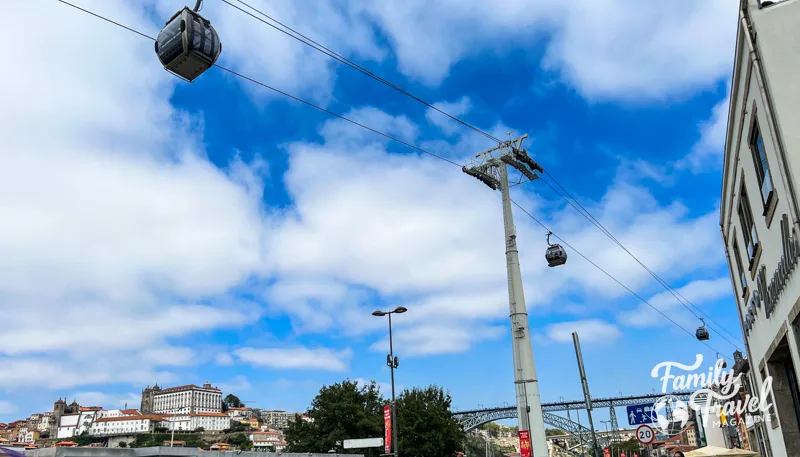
140 383 222 415
721 1 800 457
259 410 293 430
90 416 160 436
161 412 231 432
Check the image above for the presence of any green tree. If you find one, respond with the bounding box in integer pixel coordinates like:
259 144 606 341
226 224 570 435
228 433 253 450
612 438 642 454
118 442 127 448
73 431 94 446
479 422 501 437
223 394 244 411
545 428 567 436
395 385 465 457
284 379 385 453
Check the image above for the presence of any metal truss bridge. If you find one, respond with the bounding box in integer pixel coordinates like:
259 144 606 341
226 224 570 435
453 392 692 452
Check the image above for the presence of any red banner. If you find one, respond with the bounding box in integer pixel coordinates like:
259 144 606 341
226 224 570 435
620 453 626 457
518 430 531 457
384 405 392 454
603 448 610 457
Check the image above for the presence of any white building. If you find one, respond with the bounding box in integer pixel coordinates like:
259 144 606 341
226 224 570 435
250 431 286 451
90 415 160 436
98 409 142 419
721 1 800 457
162 412 231 432
260 410 291 430
55 408 107 439
227 407 254 419
141 383 223 415
17 427 38 443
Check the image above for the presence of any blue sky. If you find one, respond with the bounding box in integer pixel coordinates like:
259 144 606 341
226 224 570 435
0 0 741 426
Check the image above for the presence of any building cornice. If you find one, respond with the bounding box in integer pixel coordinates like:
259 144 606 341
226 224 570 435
721 0 749 229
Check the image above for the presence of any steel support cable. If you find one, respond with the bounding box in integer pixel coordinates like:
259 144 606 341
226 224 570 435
540 171 745 348
534 175 744 351
53 0 460 168
55 0 734 358
510 199 734 361
222 0 501 144
222 0 743 348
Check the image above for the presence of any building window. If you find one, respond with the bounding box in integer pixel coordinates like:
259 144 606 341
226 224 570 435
750 119 774 206
733 240 747 297
738 186 759 264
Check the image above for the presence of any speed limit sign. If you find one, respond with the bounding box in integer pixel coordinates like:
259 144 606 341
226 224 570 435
636 424 655 445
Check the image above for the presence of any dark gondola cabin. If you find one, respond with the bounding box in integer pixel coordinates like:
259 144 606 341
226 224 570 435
545 231 567 267
696 326 710 341
545 244 567 267
155 5 222 82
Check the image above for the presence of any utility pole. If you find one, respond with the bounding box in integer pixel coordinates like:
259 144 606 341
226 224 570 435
572 332 600 457
462 134 547 457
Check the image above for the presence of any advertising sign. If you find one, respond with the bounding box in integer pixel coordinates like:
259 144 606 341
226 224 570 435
343 438 383 449
384 405 391 454
518 430 532 457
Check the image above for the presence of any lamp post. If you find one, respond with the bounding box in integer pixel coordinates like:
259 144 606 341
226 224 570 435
372 306 407 457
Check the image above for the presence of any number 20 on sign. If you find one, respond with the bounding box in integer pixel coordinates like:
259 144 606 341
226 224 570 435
636 424 654 445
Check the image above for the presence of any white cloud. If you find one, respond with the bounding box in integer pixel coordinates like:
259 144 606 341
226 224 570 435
541 319 621 344
261 108 727 356
0 0 271 389
217 375 252 394
0 400 17 415
425 97 472 136
234 347 353 371
158 0 386 106
70 392 140 409
363 0 738 100
617 277 733 328
678 92 731 173
0 356 178 390
370 323 507 357
216 353 235 366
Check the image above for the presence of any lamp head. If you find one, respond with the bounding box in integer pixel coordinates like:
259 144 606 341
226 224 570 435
372 310 387 317
393 306 408 314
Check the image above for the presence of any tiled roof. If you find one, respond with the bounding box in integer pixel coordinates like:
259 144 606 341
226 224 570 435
158 384 220 393
121 410 142 416
95 415 164 423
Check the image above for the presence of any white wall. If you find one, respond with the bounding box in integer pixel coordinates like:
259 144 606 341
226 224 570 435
722 2 800 456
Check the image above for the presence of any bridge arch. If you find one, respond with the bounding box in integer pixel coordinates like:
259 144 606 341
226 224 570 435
455 409 610 449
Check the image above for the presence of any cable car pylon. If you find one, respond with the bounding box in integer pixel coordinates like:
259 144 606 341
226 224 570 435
462 134 548 457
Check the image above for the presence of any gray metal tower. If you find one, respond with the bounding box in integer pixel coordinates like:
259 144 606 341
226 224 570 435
462 134 547 457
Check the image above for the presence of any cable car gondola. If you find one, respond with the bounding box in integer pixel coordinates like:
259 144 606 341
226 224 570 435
545 231 567 267
155 1 222 82
696 318 710 341
716 352 727 369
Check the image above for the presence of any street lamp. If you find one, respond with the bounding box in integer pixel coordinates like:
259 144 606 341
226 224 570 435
372 306 407 457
